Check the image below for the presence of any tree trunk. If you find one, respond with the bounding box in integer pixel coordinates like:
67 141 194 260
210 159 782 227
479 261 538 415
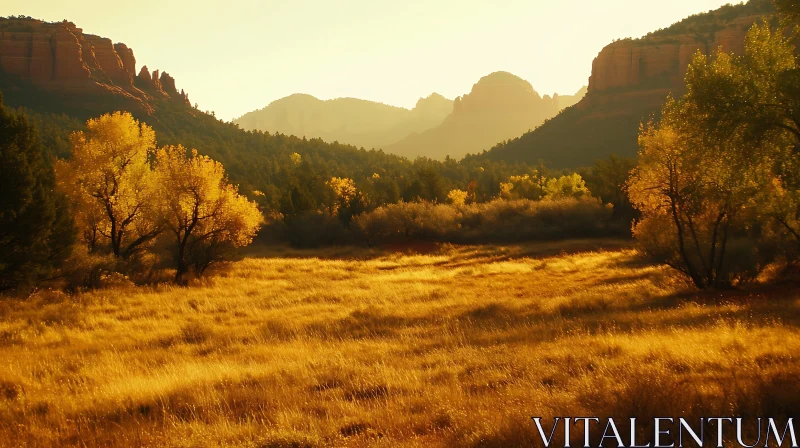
174 251 188 285
174 232 189 285
110 218 120 257
669 194 705 289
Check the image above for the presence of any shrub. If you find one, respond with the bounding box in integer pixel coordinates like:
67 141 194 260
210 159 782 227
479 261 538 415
458 197 618 243
60 246 118 292
283 212 354 248
353 201 461 244
117 250 165 285
353 206 394 247
353 197 622 246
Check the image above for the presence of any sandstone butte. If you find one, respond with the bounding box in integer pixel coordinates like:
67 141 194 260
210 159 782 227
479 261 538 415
577 15 758 114
0 17 190 114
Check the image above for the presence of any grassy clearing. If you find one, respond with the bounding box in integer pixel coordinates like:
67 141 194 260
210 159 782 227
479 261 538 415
0 239 798 447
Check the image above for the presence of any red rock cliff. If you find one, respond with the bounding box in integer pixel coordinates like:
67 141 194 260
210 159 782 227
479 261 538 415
587 17 755 94
0 17 191 112
574 10 770 117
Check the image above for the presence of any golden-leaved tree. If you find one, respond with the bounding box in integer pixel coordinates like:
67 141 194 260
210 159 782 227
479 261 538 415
680 22 800 254
499 173 545 201
543 173 591 200
153 145 263 283
57 113 264 284
498 172 590 201
326 177 358 216
447 189 468 206
628 97 780 289
628 20 800 289
326 176 366 225
55 112 161 258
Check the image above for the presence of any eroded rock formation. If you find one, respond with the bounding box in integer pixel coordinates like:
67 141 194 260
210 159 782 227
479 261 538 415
0 17 190 113
477 0 774 169
587 17 754 95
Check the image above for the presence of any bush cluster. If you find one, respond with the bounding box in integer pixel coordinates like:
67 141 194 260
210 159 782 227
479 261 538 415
262 197 624 248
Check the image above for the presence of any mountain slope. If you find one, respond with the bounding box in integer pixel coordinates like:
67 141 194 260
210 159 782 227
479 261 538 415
555 86 587 110
385 72 585 160
233 93 452 150
472 0 774 169
0 17 419 195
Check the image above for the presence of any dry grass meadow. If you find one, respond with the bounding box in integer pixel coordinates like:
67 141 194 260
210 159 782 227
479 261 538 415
1 239 799 447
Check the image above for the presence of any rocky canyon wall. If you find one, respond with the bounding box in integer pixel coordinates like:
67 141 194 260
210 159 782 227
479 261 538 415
587 17 755 94
0 17 190 113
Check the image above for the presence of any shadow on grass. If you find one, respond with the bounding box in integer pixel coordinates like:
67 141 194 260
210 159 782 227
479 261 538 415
414 283 800 351
239 238 634 264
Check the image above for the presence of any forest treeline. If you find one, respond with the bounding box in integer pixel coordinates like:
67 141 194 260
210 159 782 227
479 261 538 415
5 0 800 293
0 95 633 293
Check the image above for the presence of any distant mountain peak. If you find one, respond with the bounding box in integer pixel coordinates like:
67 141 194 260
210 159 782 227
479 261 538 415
385 71 584 160
477 71 530 84
235 92 453 149
451 71 541 115
414 92 451 111
471 71 537 95
284 93 319 100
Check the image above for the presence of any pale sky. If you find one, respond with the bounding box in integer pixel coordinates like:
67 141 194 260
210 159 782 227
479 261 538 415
5 0 732 121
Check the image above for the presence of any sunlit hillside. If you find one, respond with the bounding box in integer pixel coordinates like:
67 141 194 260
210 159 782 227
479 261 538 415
473 0 774 169
1 240 798 447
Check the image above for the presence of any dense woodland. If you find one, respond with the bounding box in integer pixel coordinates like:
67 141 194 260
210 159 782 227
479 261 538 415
5 93 538 206
3 0 800 293
0 88 633 291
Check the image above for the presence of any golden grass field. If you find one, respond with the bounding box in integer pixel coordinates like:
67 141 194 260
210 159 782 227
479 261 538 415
0 239 799 447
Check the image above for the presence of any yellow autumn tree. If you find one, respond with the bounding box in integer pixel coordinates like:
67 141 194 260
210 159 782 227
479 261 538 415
507 174 546 200
498 181 514 200
327 177 358 215
55 112 161 257
153 145 263 283
628 97 778 288
543 173 591 200
447 189 468 206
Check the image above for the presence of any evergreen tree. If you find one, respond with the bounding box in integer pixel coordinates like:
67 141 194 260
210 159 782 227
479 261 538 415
0 96 75 291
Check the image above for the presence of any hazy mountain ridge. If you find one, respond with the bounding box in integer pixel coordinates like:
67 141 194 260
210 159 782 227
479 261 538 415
385 72 586 160
234 92 453 150
555 86 588 110
473 0 774 168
